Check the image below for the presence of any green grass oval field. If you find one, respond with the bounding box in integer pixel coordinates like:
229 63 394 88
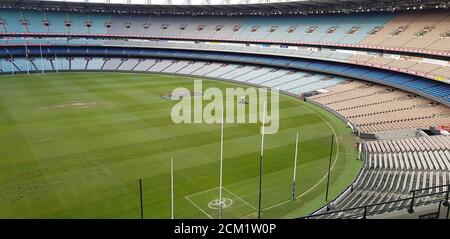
0 72 362 218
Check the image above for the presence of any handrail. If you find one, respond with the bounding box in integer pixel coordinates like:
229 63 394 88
411 183 450 193
302 183 450 219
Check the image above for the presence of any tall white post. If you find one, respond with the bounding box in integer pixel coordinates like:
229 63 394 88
171 157 174 219
260 101 266 154
292 132 299 200
218 106 224 219
257 101 266 219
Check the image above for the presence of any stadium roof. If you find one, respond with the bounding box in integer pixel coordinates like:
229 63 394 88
34 0 450 7
1 0 447 15
36 0 385 5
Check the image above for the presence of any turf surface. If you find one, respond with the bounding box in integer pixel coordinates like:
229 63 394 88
0 72 362 218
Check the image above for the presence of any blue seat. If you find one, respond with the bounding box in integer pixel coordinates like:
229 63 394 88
424 84 450 97
239 55 260 62
255 57 275 64
382 74 417 85
289 60 312 68
325 64 352 72
0 9 25 33
308 62 332 70
272 59 294 66
46 11 69 33
69 13 89 34
362 71 393 80
343 67 373 76
405 79 439 90
89 14 109 34
22 10 47 33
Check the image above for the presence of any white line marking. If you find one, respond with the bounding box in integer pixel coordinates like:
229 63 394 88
223 187 257 210
185 186 219 199
185 186 258 218
185 100 352 218
258 104 342 212
184 196 213 219
239 212 258 219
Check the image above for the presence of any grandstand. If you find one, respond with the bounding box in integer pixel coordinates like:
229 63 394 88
0 0 448 219
308 81 450 134
310 135 450 219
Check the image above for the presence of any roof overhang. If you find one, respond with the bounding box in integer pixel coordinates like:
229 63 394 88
0 0 447 15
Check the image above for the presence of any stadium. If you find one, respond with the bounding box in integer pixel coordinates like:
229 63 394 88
0 0 449 220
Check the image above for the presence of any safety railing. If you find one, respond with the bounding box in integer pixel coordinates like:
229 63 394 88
302 183 450 219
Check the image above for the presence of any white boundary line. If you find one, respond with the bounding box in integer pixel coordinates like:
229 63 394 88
186 101 350 219
241 104 343 218
184 196 213 219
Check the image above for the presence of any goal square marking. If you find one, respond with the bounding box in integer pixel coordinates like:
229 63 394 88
185 186 256 219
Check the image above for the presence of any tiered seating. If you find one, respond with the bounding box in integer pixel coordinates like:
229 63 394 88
0 56 345 97
404 78 439 90
220 65 256 79
132 59 158 72
295 77 345 94
347 53 450 80
162 60 190 73
0 9 23 33
409 62 441 74
405 15 450 49
319 135 450 218
117 58 140 71
194 63 227 76
348 54 373 63
233 67 274 82
247 69 289 85
86 58 105 70
361 12 450 52
425 84 450 98
430 36 450 51
51 39 449 82
11 58 31 72
177 61 208 75
1 8 449 53
56 57 70 71
70 57 87 70
102 58 123 71
262 72 307 88
276 74 322 92
147 59 175 72
382 13 447 47
46 12 69 33
32 57 53 71
1 8 449 90
177 38 446 82
386 58 418 69
365 56 395 66
0 45 448 105
433 66 450 79
308 81 450 133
